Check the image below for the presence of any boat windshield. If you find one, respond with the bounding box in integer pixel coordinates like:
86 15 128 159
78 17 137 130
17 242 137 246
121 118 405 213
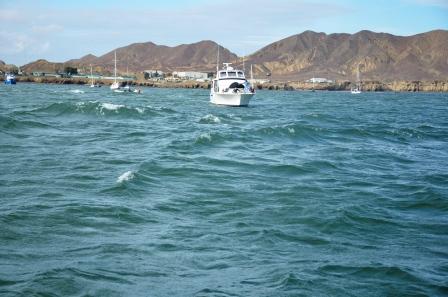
228 71 237 77
237 71 244 78
219 71 227 78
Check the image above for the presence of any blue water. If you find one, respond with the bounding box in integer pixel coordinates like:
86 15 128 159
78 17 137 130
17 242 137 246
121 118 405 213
1 83 447 296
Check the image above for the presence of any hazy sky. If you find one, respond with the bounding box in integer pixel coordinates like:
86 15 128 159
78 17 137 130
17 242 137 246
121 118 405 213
1 0 447 65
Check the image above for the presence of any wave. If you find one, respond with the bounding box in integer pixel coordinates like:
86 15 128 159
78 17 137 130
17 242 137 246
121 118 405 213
116 170 135 183
196 132 213 143
199 114 221 124
250 123 325 140
69 89 85 94
0 115 51 130
100 102 124 111
24 101 167 117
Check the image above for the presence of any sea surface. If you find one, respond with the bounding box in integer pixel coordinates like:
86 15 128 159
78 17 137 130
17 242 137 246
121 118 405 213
1 83 447 296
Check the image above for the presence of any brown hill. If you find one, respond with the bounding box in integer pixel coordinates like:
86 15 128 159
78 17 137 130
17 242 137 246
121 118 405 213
246 30 448 81
75 40 238 74
0 60 20 74
21 41 238 75
21 59 65 74
18 30 448 81
67 54 98 65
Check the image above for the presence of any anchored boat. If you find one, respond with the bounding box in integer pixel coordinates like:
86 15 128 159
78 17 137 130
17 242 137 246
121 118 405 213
110 51 120 90
4 73 16 85
89 65 100 88
351 64 362 94
210 63 255 106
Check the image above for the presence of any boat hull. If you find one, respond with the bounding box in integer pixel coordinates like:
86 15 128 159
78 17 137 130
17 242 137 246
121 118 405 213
210 92 254 106
110 82 120 90
4 80 16 85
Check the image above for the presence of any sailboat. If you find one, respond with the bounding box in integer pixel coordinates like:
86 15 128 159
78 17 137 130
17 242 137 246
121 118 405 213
110 51 121 90
89 65 100 87
351 65 362 94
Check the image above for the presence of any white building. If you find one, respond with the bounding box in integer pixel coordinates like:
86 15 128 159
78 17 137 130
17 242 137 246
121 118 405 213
251 79 270 85
144 70 164 79
306 77 334 83
173 71 209 81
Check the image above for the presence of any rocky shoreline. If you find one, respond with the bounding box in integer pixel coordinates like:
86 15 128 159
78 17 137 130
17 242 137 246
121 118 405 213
4 76 448 92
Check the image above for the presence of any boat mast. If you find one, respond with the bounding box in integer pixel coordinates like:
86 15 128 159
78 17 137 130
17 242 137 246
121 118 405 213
90 64 93 85
114 51 117 84
250 64 254 85
126 56 129 77
216 44 220 74
356 64 361 89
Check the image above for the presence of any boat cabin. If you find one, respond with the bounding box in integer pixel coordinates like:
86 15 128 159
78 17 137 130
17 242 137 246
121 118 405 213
217 63 246 80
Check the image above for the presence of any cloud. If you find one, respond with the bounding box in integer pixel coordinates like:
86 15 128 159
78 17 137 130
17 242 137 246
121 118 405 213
31 24 64 34
5 0 444 65
0 31 51 55
404 0 448 8
0 9 24 22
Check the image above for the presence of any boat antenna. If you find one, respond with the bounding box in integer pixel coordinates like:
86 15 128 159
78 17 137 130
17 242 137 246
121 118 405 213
357 64 360 82
250 64 254 85
243 56 245 72
114 51 117 84
216 44 220 73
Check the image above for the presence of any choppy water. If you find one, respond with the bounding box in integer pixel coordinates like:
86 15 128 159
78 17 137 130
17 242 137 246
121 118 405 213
1 83 447 296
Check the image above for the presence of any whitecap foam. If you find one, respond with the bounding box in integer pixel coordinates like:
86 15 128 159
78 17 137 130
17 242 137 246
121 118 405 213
136 107 145 114
228 114 242 121
69 89 85 94
287 127 295 134
200 114 221 124
197 132 212 142
117 170 135 183
101 103 124 111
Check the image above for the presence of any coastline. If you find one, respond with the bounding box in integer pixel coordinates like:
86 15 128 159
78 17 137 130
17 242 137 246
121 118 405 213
3 76 448 92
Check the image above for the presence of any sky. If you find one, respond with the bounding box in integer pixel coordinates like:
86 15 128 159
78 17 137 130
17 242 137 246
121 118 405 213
0 0 447 65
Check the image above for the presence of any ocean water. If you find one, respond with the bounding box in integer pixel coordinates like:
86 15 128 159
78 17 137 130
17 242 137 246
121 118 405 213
1 83 447 296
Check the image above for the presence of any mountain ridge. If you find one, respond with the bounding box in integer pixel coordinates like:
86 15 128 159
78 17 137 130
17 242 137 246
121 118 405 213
245 29 448 80
18 30 448 81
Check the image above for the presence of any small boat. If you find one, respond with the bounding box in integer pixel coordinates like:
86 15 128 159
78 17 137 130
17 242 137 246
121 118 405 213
4 73 16 85
89 65 100 87
110 51 121 90
113 83 142 94
351 65 362 94
210 63 255 106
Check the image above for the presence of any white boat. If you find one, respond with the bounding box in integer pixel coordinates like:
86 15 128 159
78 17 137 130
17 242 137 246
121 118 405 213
4 73 16 85
89 65 100 87
210 63 255 106
351 65 362 94
110 51 121 90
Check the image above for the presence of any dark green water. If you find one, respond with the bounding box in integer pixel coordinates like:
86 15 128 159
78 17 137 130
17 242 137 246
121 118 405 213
1 83 447 296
